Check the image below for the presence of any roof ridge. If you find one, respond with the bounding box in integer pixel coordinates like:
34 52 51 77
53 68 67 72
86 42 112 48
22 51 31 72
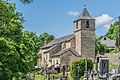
42 34 74 48
77 7 93 20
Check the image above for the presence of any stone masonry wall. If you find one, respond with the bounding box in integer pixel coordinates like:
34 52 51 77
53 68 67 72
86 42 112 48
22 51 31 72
104 54 118 65
60 50 80 68
81 30 95 60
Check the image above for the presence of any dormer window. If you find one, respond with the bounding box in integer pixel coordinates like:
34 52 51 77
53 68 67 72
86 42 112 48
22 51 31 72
76 22 78 28
104 37 106 40
86 20 89 28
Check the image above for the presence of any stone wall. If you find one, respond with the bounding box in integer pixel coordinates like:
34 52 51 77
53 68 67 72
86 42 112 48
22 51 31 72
81 30 95 60
74 31 82 55
65 41 71 49
51 56 60 67
60 50 80 68
104 54 119 64
41 49 47 67
71 37 76 49
65 38 75 49
49 44 61 57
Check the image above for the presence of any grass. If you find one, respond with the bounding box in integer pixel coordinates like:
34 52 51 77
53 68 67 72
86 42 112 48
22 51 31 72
34 72 73 80
108 49 119 54
35 74 44 80
58 72 73 80
109 62 118 70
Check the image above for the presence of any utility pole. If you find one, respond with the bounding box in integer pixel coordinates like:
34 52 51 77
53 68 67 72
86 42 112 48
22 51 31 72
118 16 120 51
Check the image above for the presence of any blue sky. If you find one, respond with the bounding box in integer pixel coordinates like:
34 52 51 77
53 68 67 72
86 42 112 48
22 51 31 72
11 0 120 38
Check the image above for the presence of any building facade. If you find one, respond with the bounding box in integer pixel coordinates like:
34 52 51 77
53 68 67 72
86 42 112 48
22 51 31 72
38 7 96 68
100 36 116 50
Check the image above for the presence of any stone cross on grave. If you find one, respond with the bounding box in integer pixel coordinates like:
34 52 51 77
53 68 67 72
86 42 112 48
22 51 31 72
62 65 66 77
77 64 80 76
60 65 68 80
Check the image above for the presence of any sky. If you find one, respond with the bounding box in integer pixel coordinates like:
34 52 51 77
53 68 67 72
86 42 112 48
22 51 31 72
11 0 120 38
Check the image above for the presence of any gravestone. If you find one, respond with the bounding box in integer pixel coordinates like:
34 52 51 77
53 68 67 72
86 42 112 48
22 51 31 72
99 56 109 76
62 65 66 77
111 74 120 80
26 76 34 80
98 76 107 80
95 56 99 73
90 70 94 80
73 75 77 80
84 71 89 80
77 63 80 79
47 72 50 80
60 65 68 80
52 74 54 80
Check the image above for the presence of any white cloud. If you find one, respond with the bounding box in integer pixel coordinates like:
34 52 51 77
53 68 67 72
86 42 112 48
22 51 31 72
68 11 79 16
95 14 113 30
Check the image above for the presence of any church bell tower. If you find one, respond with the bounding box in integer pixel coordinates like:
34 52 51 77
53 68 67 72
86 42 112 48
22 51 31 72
74 6 95 59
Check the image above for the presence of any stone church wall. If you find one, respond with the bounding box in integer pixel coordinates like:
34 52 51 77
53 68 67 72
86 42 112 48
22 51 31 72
81 30 95 60
49 44 61 57
60 51 80 68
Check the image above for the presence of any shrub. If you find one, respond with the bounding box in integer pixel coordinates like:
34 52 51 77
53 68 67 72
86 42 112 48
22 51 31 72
80 76 84 80
70 58 93 79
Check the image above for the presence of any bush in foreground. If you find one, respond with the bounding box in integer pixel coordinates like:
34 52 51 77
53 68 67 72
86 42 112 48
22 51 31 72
70 58 93 79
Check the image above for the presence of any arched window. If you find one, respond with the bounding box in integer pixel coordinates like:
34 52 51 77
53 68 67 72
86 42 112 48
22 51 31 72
76 22 78 28
46 55 47 60
56 59 58 64
86 20 89 28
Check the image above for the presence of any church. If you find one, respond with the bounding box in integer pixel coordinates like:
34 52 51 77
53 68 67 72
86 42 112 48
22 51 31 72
38 7 96 69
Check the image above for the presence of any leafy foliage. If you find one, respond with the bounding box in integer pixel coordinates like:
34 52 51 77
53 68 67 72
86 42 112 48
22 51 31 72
20 0 33 4
38 32 55 48
3 0 33 4
0 0 54 79
0 1 37 79
22 31 38 69
106 22 119 40
37 32 55 60
106 22 119 46
70 58 93 79
95 38 109 55
80 76 84 80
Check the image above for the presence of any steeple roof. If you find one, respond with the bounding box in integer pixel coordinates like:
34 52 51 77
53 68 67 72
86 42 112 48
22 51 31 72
78 7 93 20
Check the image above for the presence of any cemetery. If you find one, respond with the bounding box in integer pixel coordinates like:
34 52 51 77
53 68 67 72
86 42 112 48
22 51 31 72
34 5 120 80
31 54 120 80
1 0 120 80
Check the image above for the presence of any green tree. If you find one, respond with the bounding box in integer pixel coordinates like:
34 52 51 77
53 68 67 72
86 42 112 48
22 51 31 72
20 0 33 4
95 38 109 55
106 22 119 47
0 0 54 79
22 31 38 53
3 0 33 4
38 32 55 47
0 1 36 79
96 21 119 54
22 31 38 68
37 32 55 60
106 22 119 40
70 58 93 79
